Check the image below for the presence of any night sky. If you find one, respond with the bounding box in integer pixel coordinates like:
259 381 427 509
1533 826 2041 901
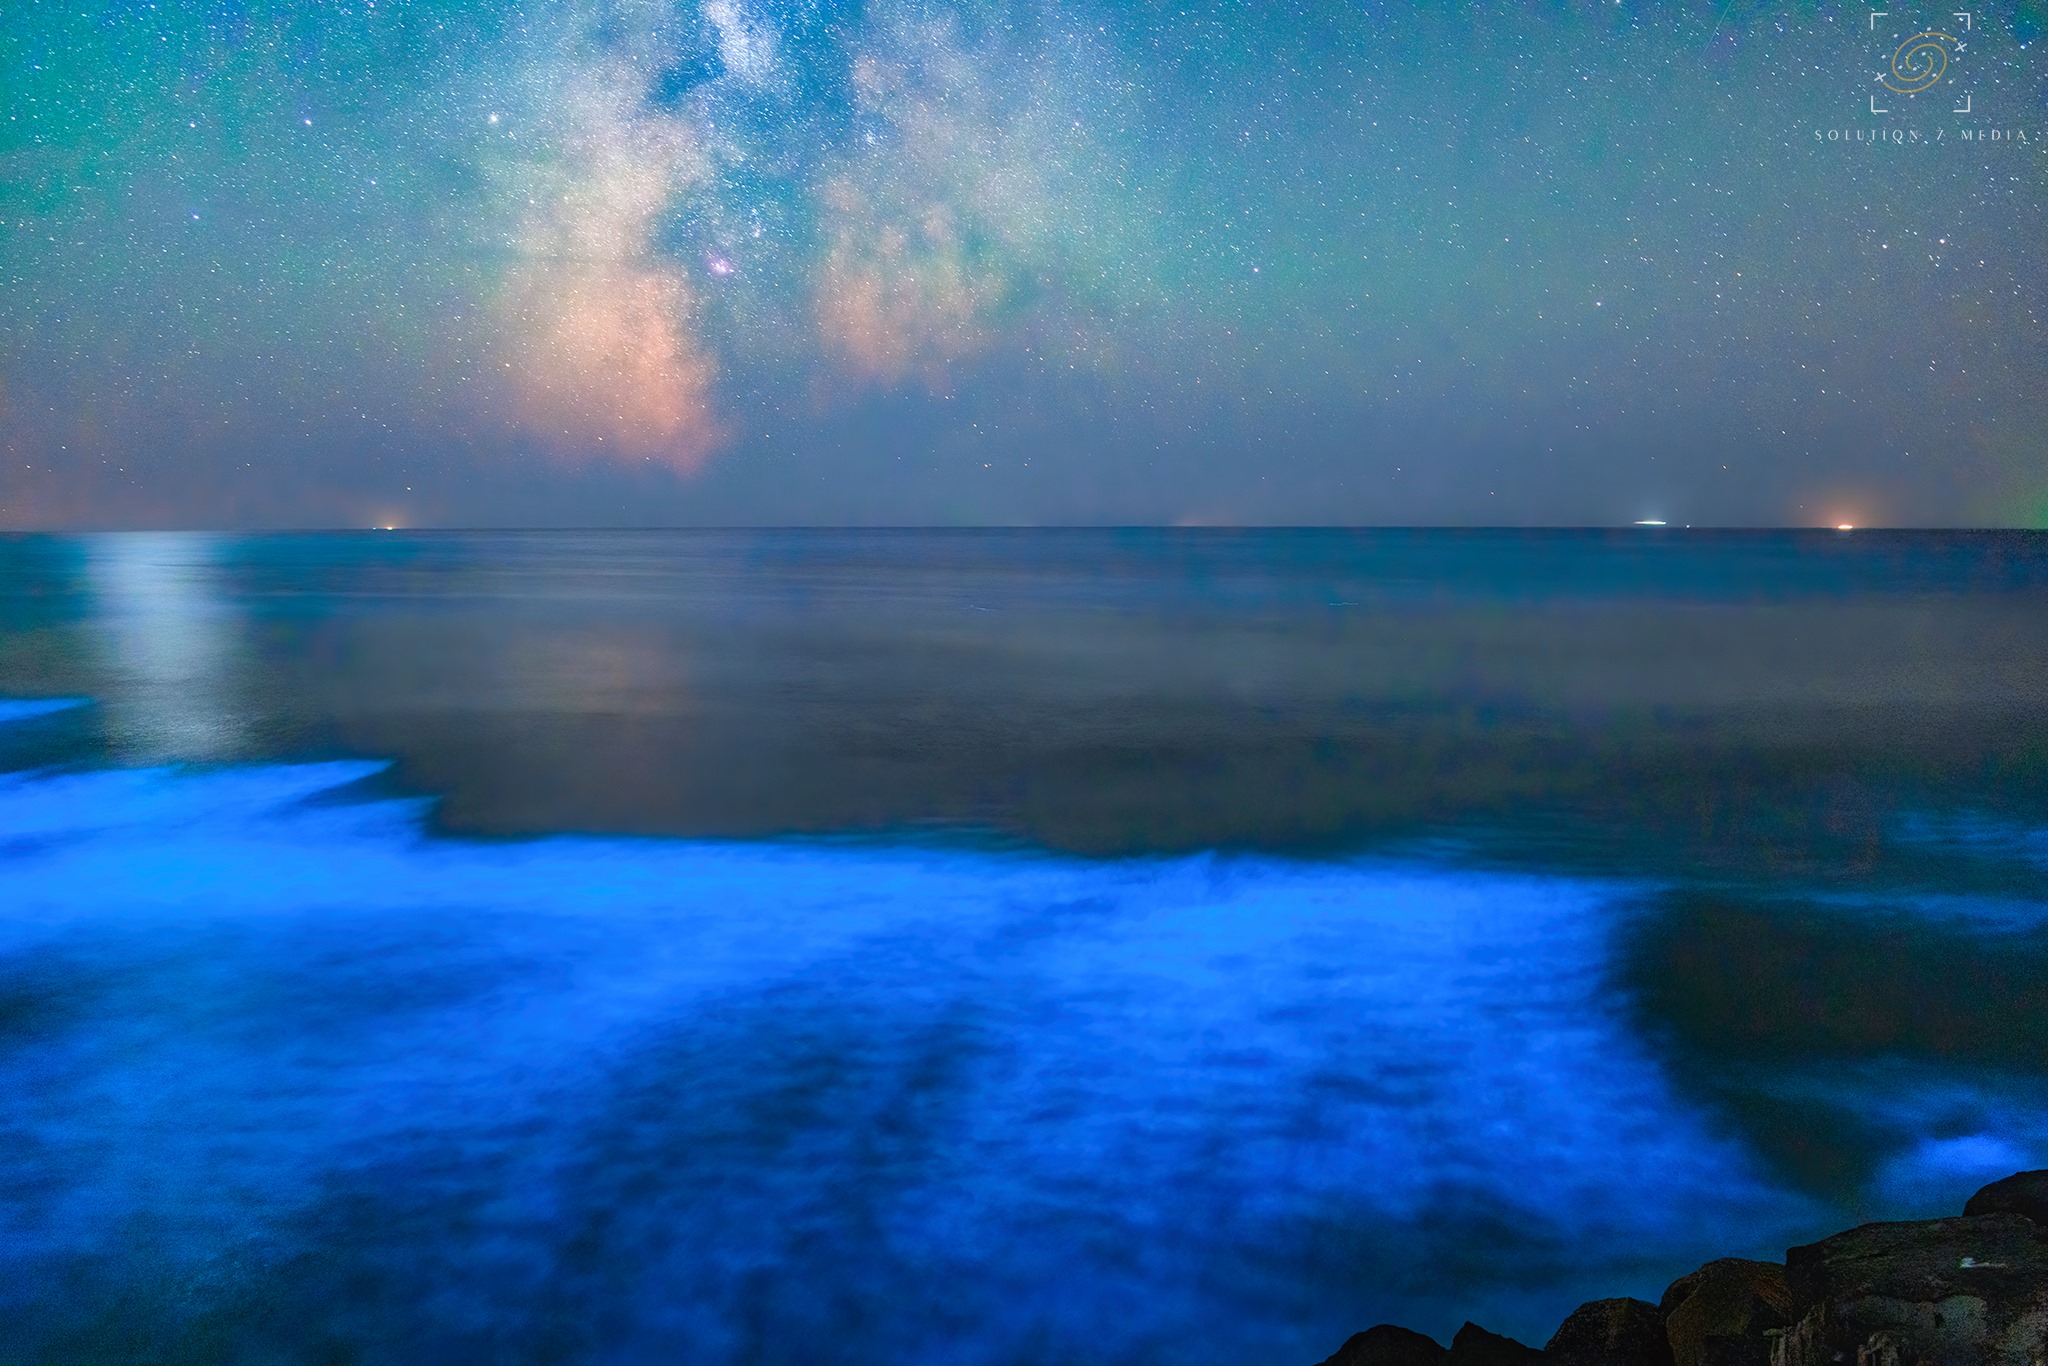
2 0 2044 528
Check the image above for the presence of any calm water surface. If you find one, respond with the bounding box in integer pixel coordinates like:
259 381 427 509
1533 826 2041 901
2 529 2046 1364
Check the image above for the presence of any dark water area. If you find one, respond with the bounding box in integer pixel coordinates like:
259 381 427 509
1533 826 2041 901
1 529 2046 1363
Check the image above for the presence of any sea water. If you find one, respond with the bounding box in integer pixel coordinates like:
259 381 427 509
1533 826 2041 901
0 529 2044 1363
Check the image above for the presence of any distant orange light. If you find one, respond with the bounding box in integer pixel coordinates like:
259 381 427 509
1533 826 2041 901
1837 523 1854 531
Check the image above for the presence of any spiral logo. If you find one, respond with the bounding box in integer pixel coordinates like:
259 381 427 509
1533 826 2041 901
1880 30 1959 93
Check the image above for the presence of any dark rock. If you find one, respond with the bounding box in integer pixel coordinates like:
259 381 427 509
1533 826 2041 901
1785 1212 2048 1309
1310 1172 2048 1366
1655 1259 1789 1319
1965 1168 2048 1226
1545 1297 1671 1366
1777 1212 2048 1366
1317 1323 1447 1366
1656 1259 1790 1366
1448 1321 1545 1364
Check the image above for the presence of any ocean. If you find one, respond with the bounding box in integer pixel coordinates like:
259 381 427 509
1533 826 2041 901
1 528 2044 1363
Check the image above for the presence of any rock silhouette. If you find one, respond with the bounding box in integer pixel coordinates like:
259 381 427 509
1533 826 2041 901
1317 1323 1450 1366
1778 1211 2048 1366
1448 1321 1546 1364
1543 1297 1669 1366
1964 1169 2048 1226
1658 1259 1789 1366
1312 1170 2048 1366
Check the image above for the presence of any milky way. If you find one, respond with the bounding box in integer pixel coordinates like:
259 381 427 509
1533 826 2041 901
1 1 2045 526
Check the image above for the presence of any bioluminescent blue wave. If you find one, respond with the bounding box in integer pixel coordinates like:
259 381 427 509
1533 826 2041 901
0 698 85 723
0 752 1808 1362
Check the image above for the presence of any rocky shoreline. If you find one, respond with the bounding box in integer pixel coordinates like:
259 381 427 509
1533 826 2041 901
1315 1170 2048 1366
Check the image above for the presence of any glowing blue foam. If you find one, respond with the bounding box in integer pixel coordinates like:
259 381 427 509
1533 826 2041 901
0 698 87 723
0 759 1810 1361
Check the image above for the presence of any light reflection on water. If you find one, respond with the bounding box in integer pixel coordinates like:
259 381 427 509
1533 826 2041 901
82 532 243 763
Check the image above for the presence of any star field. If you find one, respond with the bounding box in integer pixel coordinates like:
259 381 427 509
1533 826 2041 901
1 0 2044 526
